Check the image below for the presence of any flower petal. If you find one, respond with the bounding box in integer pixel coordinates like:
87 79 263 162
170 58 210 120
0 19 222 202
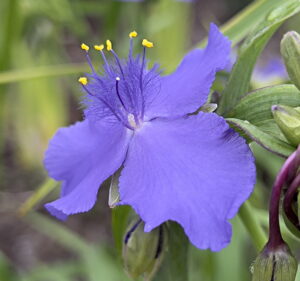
144 23 231 120
44 119 132 220
119 113 255 251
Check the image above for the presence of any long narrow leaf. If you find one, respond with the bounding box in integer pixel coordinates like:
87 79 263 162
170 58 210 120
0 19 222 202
219 0 300 115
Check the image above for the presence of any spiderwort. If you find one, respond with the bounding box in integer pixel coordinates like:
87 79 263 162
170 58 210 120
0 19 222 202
44 23 256 251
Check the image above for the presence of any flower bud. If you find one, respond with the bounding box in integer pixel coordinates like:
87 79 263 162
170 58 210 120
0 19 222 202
251 244 297 281
272 105 300 146
281 31 300 90
123 220 165 281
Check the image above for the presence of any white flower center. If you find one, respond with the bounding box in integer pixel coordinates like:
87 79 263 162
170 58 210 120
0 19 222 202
128 113 137 129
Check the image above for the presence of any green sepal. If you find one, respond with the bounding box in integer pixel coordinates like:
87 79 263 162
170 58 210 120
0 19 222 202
251 244 297 281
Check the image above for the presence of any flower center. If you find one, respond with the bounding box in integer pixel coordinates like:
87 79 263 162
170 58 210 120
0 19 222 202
78 31 156 131
128 113 137 129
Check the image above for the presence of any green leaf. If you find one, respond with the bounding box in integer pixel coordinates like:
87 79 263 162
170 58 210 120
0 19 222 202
0 251 17 281
112 205 132 256
228 84 300 124
154 222 189 281
218 0 300 115
227 84 300 141
0 63 88 85
227 118 295 157
18 178 58 216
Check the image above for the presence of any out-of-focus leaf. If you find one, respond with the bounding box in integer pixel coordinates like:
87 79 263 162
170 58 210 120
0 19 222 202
219 0 300 115
21 262 84 281
147 0 189 72
0 63 88 85
112 205 131 256
0 252 16 281
7 43 69 166
25 213 129 281
154 222 188 281
198 0 295 47
227 118 294 157
238 201 267 251
18 178 58 216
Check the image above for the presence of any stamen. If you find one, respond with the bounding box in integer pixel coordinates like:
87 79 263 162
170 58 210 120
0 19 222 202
81 43 90 51
111 49 125 77
142 39 154 48
139 38 153 118
129 31 138 38
105 39 125 77
106 40 113 51
94 43 111 74
78 77 88 85
129 31 138 58
81 43 95 73
94 44 104 51
139 47 146 117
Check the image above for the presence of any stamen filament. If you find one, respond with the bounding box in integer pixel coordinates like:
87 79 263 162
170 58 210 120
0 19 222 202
111 49 125 78
96 48 112 74
81 43 96 73
139 46 146 118
129 31 138 57
85 52 96 74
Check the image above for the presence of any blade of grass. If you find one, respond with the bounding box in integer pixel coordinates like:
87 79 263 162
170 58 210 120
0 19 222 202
18 178 58 216
0 63 88 85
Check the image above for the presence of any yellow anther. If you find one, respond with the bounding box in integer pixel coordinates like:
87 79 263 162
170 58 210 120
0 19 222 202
81 43 90 51
142 39 154 48
129 31 138 38
94 44 104 51
78 77 88 85
106 40 112 51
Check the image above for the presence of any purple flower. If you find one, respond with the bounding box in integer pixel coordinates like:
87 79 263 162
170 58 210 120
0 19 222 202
44 24 255 251
252 57 288 87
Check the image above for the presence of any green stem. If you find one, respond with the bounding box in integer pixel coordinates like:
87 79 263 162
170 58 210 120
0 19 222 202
238 200 267 252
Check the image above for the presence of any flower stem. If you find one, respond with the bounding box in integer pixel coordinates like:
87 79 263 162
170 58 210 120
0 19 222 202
239 200 267 252
283 173 300 230
267 146 300 250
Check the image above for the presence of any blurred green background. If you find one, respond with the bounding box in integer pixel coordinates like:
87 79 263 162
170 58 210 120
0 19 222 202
1 0 300 280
